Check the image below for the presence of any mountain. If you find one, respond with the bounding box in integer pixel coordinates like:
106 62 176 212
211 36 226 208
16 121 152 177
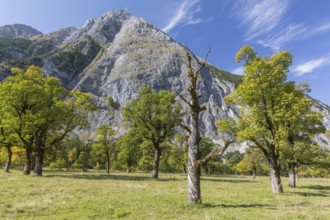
0 10 329 148
0 24 42 38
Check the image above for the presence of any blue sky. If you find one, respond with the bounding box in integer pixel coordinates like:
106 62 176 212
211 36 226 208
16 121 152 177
1 0 330 105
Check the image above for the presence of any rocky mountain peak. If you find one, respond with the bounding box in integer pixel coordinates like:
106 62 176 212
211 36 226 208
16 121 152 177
0 24 42 38
69 10 136 44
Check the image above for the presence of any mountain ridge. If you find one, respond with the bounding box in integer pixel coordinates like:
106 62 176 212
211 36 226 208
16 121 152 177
0 24 42 38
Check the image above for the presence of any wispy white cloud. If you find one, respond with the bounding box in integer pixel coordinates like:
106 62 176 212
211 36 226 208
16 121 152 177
232 0 292 41
232 1 330 51
306 22 330 37
258 24 307 51
232 67 244 75
231 0 328 51
162 0 203 33
292 55 330 76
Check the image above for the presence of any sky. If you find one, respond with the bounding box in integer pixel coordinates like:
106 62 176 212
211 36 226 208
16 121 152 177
0 0 330 105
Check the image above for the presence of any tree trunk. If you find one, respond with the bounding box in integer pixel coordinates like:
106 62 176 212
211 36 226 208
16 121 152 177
126 166 131 173
288 162 296 187
296 166 299 181
187 112 202 204
184 48 206 204
203 164 209 175
4 146 12 173
30 154 35 170
182 164 187 174
34 155 42 176
152 147 161 178
252 169 256 179
24 147 32 175
106 151 110 174
34 149 44 176
269 160 283 194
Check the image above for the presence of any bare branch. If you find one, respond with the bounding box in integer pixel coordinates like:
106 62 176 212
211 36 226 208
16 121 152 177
195 47 211 74
197 139 234 167
178 94 192 108
179 123 191 134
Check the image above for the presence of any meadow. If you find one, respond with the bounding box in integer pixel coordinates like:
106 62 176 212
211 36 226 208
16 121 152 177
0 170 329 219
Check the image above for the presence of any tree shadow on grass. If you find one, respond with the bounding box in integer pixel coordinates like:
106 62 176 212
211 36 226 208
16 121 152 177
294 192 328 197
200 203 275 209
299 185 330 191
44 173 179 182
201 177 255 184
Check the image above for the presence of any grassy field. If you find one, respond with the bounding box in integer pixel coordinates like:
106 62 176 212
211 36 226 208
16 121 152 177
0 170 329 219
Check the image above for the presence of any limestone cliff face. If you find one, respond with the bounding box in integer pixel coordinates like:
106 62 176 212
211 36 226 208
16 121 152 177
0 10 329 148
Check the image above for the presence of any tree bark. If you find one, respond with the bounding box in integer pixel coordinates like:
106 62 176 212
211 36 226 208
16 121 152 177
106 151 110 174
30 154 35 170
182 164 187 174
252 169 256 179
34 149 44 176
4 145 12 173
187 112 202 204
288 162 296 187
34 155 42 176
184 48 207 204
24 147 32 175
152 147 161 178
269 160 283 194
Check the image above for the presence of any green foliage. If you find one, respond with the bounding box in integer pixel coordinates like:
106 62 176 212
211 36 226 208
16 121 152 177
107 97 116 109
326 130 330 138
237 148 268 175
47 137 91 169
299 160 330 177
72 151 90 171
123 87 183 143
137 140 155 171
199 137 224 174
0 146 25 168
116 129 143 172
49 158 66 169
167 134 188 173
0 147 7 164
217 118 237 138
224 151 245 174
90 124 116 170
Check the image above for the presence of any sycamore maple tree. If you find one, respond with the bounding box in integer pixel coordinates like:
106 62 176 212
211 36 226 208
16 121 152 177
123 86 183 178
226 45 325 193
91 124 116 174
0 66 96 176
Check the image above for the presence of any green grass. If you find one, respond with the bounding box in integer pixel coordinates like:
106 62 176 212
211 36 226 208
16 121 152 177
0 170 329 219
